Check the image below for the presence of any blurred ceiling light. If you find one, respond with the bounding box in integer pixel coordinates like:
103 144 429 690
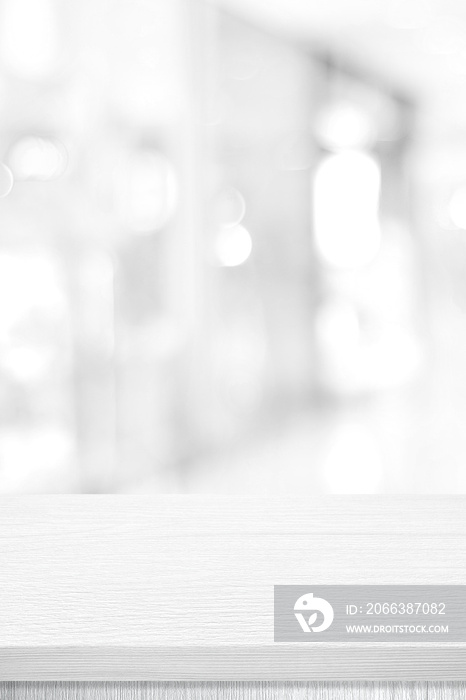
313 151 381 268
118 150 177 233
213 187 246 227
215 224 252 267
315 101 376 151
447 185 466 229
0 164 14 198
0 0 59 79
8 137 67 181
323 421 383 494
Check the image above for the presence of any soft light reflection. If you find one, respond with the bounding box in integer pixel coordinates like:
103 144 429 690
323 421 383 494
0 164 14 198
0 0 59 79
368 323 421 388
213 187 246 227
215 224 253 267
8 137 67 181
0 427 73 493
316 296 421 394
1 345 56 383
0 251 66 335
314 150 381 268
315 102 376 151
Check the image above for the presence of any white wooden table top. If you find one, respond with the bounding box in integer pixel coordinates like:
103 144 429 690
0 496 465 680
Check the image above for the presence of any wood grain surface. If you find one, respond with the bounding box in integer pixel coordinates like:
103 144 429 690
1 496 466 680
2 681 465 699
0 681 430 699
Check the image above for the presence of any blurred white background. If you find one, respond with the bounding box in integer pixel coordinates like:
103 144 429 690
0 0 465 494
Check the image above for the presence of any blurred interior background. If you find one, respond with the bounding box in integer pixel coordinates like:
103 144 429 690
0 0 465 494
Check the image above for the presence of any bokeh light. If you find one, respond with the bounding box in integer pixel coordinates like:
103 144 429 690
315 101 376 151
0 0 458 499
215 224 253 267
0 164 14 198
8 137 67 181
313 150 381 268
212 187 246 227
